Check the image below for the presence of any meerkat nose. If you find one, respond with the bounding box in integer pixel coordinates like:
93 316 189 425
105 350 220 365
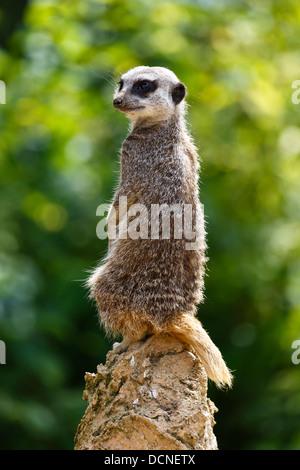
113 97 124 108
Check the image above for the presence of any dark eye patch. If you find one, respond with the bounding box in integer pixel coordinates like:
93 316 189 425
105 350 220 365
117 79 124 91
132 79 158 97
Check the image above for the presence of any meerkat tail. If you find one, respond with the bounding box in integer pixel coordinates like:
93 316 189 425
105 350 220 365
169 314 233 389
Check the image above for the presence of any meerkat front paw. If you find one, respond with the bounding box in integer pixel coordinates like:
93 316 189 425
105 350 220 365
112 340 130 354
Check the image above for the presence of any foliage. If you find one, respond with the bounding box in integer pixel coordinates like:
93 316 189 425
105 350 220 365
0 0 300 449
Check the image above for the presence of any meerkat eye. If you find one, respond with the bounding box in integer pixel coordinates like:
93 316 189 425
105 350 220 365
138 81 150 91
117 79 124 91
132 79 158 97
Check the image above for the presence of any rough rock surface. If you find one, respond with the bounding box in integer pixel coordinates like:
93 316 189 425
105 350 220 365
74 334 218 450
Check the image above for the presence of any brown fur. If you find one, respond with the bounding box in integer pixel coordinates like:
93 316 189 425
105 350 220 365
88 66 232 388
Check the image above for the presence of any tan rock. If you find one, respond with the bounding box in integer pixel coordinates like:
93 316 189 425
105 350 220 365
74 334 218 450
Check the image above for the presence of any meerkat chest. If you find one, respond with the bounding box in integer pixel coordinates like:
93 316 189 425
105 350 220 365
121 147 188 203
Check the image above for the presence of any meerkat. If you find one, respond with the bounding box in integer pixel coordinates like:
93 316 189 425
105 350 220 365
88 66 232 388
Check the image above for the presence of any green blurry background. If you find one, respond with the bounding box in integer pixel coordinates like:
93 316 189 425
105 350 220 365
0 0 300 450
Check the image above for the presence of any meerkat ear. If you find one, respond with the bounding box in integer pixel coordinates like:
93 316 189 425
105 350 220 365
172 82 186 105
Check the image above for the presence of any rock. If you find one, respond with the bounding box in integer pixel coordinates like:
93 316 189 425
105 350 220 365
74 334 218 450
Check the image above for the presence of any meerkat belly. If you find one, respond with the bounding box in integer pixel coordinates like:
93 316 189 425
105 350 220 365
94 238 203 327
94 176 205 326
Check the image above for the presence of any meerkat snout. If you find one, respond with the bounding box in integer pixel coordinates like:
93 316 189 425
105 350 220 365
113 97 124 108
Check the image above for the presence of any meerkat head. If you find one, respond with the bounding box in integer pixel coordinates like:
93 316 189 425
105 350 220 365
113 66 186 126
